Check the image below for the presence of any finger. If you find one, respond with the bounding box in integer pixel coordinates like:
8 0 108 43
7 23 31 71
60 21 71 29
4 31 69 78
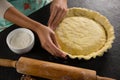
51 33 61 48
48 6 58 28
50 9 63 29
51 9 67 30
42 35 61 57
43 43 54 56
53 11 66 30
55 48 67 59
48 36 67 58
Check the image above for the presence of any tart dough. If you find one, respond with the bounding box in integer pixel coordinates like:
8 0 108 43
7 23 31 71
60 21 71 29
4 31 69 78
55 8 115 60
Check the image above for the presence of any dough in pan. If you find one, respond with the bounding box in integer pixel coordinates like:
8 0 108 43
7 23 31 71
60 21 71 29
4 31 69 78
55 8 115 60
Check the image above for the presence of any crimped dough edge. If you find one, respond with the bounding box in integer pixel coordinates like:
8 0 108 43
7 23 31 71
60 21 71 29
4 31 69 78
56 7 115 60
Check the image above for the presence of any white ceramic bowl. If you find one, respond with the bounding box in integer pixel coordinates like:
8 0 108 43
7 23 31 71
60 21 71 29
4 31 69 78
6 28 35 54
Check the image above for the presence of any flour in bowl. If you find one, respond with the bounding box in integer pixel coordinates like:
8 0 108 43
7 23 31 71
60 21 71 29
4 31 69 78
10 32 32 49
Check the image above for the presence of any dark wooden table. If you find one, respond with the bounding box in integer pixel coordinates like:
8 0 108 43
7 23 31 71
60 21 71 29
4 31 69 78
0 0 120 80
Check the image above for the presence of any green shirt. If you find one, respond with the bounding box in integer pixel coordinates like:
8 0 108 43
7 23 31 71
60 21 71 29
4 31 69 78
0 0 51 32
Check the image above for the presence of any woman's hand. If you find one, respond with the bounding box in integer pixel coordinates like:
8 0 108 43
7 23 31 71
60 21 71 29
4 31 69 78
4 5 67 58
36 24 67 58
48 0 68 30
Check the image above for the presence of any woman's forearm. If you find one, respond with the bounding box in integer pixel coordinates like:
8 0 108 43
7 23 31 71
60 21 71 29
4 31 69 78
4 7 42 32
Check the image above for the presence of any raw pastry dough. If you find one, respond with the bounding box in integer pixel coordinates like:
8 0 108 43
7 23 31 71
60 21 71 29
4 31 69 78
55 8 115 60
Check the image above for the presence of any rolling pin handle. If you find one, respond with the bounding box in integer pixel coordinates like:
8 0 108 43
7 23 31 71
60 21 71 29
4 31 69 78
0 58 17 68
97 76 116 80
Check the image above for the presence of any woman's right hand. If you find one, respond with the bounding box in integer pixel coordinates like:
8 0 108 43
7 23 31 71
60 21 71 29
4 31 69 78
35 24 67 59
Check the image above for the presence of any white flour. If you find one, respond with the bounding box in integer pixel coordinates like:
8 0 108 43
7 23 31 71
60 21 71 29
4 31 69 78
10 32 32 49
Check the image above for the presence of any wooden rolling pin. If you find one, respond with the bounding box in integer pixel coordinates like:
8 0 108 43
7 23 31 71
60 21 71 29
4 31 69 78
0 57 115 80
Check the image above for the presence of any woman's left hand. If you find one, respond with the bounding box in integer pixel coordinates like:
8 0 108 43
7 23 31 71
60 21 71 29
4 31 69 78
48 0 68 30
